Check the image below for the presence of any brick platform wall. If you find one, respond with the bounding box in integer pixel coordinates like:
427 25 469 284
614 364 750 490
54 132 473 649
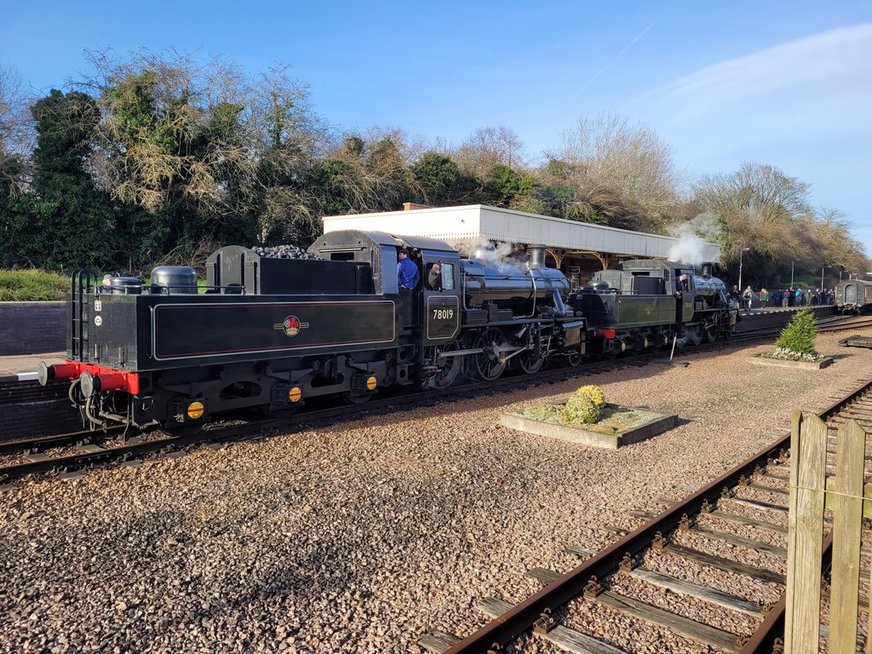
0 302 66 355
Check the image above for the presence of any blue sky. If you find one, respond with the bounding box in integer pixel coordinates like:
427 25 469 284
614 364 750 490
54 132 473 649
3 0 871 256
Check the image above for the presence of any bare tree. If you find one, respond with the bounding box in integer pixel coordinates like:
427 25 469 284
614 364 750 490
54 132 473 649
247 64 328 243
693 163 812 263
453 126 526 176
806 208 869 274
317 130 421 214
85 50 246 216
691 162 869 282
0 66 34 194
544 113 679 230
248 64 326 154
360 126 428 166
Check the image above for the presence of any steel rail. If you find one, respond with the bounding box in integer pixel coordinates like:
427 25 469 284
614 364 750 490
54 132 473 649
443 378 872 654
0 354 616 482
0 347 654 482
2 315 864 482
0 427 124 456
738 532 834 654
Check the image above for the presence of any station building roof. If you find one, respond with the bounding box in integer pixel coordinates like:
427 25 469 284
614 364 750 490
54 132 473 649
322 204 720 263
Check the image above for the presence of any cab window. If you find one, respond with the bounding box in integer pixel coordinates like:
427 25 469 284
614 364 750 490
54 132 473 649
440 263 454 290
426 262 454 291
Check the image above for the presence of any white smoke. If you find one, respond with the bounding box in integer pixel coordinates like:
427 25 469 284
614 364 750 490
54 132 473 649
667 230 709 265
667 213 723 265
452 239 524 271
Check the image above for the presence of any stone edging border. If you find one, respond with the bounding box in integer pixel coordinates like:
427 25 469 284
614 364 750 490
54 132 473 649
747 355 834 370
500 409 678 449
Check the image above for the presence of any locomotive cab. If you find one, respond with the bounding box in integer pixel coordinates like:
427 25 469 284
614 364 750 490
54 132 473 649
419 257 461 344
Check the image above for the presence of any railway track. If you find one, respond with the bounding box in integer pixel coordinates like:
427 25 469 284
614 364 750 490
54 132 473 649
730 313 872 344
417 377 872 654
2 314 870 487
0 350 651 485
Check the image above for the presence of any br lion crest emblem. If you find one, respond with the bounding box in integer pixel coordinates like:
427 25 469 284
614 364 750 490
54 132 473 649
274 315 310 337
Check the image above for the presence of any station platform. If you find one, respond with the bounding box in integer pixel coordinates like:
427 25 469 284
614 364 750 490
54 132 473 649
0 352 65 382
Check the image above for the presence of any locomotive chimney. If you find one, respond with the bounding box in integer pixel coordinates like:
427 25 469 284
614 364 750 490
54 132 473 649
701 262 713 278
528 245 546 269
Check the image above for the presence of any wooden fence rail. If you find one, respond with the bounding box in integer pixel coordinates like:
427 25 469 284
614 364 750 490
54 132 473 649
785 411 869 654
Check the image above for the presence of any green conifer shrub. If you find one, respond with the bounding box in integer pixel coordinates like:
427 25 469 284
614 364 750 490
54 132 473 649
772 309 819 360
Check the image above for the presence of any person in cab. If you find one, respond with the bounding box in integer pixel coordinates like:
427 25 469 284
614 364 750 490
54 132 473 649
427 262 442 291
397 248 420 290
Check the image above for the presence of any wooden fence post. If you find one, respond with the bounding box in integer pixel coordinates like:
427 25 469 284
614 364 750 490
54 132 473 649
830 420 866 654
784 410 828 654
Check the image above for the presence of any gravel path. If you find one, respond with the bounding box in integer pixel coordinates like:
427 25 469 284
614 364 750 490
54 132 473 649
2 331 871 653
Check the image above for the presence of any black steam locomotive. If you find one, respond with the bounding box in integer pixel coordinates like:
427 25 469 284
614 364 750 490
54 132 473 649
39 230 738 429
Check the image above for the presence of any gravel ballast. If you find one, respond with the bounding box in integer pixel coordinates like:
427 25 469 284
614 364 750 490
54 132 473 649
2 331 871 653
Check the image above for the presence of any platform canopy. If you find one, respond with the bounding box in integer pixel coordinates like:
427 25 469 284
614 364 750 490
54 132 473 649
322 204 720 267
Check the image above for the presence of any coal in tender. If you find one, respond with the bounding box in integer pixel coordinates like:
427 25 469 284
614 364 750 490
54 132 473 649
250 245 322 261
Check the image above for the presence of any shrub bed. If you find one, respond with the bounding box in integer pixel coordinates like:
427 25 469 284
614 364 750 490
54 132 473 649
759 309 826 362
0 270 69 301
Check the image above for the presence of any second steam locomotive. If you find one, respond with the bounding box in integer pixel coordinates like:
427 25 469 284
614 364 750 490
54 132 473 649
40 230 738 429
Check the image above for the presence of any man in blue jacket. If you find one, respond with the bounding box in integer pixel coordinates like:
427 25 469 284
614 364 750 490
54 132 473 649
397 249 420 290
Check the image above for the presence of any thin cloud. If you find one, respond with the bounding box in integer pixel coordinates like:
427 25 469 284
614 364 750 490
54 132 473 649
573 0 681 98
650 23 872 120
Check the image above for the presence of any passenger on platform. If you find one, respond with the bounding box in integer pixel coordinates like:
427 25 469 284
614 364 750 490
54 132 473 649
742 286 753 313
787 287 795 307
759 288 769 307
427 262 442 291
397 248 420 290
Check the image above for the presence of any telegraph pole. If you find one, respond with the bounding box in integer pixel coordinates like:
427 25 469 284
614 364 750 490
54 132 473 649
738 248 750 290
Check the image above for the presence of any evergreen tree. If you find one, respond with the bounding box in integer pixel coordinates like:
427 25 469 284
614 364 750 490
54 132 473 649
411 151 481 206
9 90 117 270
774 309 818 358
481 164 540 211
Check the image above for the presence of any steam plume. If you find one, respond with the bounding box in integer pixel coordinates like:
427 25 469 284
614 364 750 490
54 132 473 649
668 213 722 265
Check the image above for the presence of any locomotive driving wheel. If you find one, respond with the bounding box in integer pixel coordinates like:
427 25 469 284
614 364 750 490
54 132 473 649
518 347 547 374
424 342 464 389
474 327 508 381
567 348 582 367
703 321 718 343
685 325 703 346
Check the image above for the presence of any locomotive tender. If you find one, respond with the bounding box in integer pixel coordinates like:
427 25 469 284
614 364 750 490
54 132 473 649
39 230 738 430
